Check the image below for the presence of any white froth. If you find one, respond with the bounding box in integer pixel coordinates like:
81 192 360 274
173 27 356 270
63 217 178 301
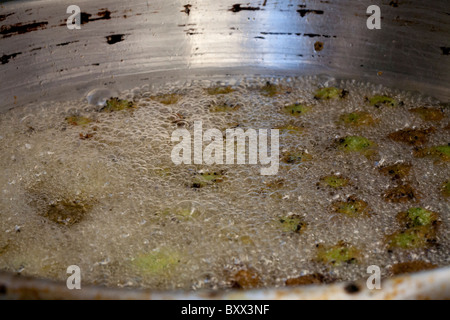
0 76 448 290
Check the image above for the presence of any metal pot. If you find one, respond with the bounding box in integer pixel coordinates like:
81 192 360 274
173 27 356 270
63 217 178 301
0 0 449 299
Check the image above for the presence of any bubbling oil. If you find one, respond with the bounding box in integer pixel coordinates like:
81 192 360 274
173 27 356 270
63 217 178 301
0 76 448 291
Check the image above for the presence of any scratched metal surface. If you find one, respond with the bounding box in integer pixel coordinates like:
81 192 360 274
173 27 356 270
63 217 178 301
0 0 449 300
0 0 449 111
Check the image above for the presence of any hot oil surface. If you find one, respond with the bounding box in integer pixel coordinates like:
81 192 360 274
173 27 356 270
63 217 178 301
0 76 448 290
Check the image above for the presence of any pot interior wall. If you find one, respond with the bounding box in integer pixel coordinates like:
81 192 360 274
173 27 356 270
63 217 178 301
0 0 449 110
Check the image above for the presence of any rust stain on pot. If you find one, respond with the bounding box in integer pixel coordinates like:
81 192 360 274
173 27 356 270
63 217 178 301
0 13 14 22
185 28 202 35
186 32 199 35
58 9 115 26
182 4 192 16
297 9 324 17
81 10 112 24
106 34 126 45
391 261 438 276
441 47 450 56
304 33 321 38
390 0 399 7
0 21 48 38
257 33 336 39
230 4 261 12
261 32 293 35
344 283 361 294
0 284 6 295
314 41 324 52
1 52 22 65
56 41 80 47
